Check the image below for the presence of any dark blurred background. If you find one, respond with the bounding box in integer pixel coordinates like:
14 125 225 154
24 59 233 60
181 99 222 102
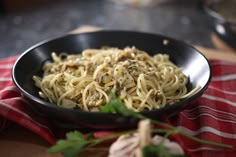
0 0 213 58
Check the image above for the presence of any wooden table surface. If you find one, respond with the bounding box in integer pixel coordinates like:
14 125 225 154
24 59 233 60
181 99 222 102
1 26 236 157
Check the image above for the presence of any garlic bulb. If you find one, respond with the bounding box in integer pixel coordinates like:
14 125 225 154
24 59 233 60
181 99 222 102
108 120 184 157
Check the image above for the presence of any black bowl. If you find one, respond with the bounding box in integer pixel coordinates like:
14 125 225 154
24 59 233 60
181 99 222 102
12 31 211 129
203 0 236 49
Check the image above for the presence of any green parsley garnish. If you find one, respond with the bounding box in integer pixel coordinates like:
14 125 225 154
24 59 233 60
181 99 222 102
48 93 233 157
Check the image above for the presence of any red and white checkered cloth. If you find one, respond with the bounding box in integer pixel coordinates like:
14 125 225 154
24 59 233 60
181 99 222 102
0 55 236 157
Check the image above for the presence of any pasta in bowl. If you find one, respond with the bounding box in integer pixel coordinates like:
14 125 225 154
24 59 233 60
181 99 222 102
12 31 211 129
33 47 199 112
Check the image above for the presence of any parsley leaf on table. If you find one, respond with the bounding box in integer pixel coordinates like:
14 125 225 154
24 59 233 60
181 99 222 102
48 131 88 157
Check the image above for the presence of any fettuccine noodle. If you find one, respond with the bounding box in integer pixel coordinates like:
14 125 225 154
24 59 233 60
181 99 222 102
33 47 198 112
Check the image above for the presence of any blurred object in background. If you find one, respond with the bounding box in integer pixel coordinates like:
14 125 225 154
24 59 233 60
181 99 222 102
0 0 213 59
210 0 236 23
108 0 169 7
0 0 52 13
109 0 202 7
204 0 236 51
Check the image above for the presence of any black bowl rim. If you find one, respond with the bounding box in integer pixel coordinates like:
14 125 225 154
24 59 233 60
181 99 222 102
12 30 212 116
